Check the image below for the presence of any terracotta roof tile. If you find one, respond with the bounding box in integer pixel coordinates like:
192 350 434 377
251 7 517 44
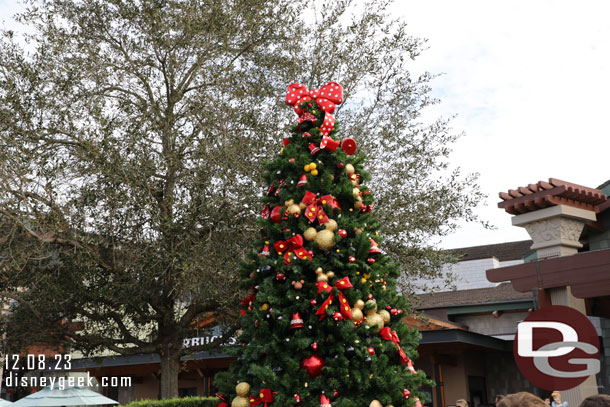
498 178 607 215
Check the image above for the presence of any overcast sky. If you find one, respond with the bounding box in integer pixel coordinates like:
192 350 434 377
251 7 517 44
2 1 610 250
394 1 610 249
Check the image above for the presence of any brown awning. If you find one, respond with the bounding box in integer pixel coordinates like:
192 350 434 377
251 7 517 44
486 248 610 298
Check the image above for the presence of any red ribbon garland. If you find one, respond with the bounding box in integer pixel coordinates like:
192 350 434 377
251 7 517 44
301 191 341 224
380 326 415 371
285 82 344 137
315 277 353 320
273 234 312 265
249 389 275 407
216 394 228 407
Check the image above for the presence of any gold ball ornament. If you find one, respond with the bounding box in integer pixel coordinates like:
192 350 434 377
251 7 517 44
379 309 391 323
354 227 364 235
232 397 249 407
315 229 336 250
365 313 384 332
354 197 363 209
284 199 295 207
354 299 365 309
311 169 319 176
353 187 361 198
370 401 382 407
287 204 301 216
235 383 250 397
351 308 363 322
324 219 338 231
345 163 355 175
316 273 328 282
304 227 318 241
364 300 378 315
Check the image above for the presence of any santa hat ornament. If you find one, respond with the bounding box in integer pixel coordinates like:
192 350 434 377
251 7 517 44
258 243 270 257
290 312 304 329
320 394 332 407
308 143 321 156
297 174 308 187
369 239 382 254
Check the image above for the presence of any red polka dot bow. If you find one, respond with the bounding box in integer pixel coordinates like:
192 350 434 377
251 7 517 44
286 82 344 137
273 234 312 265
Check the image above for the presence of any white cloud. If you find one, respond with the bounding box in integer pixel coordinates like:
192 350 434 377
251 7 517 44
395 0 610 248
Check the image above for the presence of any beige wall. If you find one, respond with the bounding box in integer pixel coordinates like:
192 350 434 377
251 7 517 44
441 355 468 407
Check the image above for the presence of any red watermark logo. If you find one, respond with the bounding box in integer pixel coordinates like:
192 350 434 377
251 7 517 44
514 305 600 391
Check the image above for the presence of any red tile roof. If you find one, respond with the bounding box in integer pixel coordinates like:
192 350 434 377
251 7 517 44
498 178 607 215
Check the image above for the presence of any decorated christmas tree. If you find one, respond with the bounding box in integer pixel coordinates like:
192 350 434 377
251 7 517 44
214 82 430 407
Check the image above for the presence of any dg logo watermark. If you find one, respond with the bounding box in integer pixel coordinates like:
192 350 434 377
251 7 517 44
514 305 600 391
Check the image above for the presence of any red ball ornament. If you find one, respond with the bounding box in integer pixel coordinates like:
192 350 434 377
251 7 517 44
341 137 357 155
270 205 283 223
337 229 347 238
402 389 411 399
368 293 374 300
332 311 343 322
294 394 302 404
311 342 318 351
311 299 317 306
276 272 286 281
390 308 398 316
348 256 356 263
367 347 375 355
367 258 375 264
332 390 338 398
289 158 295 163
337 163 345 169
301 355 325 378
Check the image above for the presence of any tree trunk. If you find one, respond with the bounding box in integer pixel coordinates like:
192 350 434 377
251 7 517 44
160 345 181 399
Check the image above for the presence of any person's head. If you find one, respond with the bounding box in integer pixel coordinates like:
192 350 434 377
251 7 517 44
579 394 610 407
496 392 546 407
544 397 551 406
551 391 561 402
456 399 469 407
495 395 505 403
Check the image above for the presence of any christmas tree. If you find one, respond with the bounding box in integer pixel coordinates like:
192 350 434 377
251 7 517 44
214 82 430 407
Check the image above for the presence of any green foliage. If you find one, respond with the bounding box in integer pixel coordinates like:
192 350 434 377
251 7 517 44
122 397 219 407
